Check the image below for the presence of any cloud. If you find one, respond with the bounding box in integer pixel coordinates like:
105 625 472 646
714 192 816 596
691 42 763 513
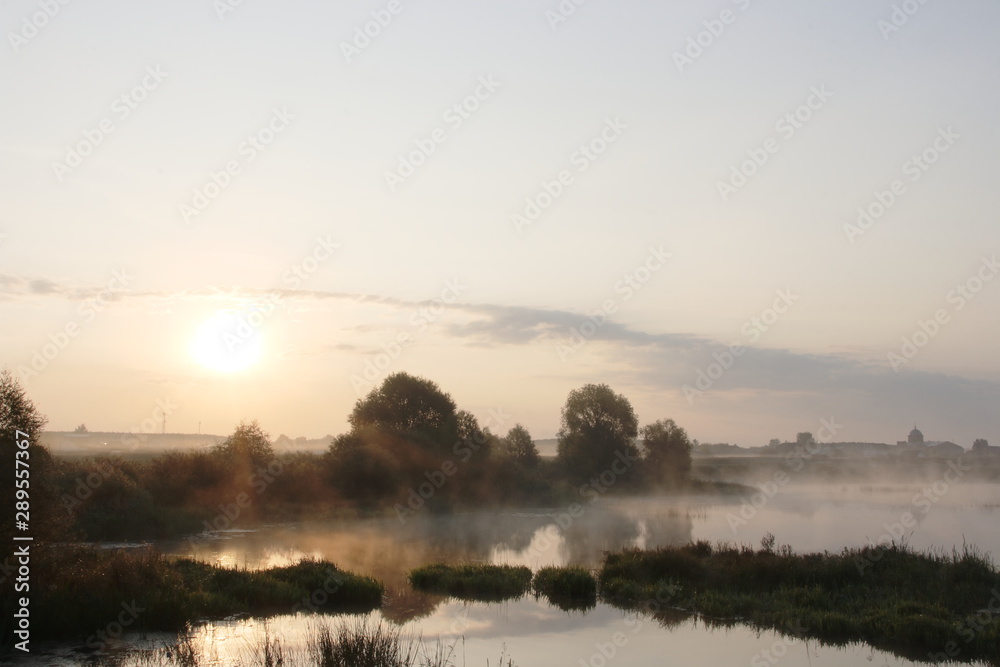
4 274 997 443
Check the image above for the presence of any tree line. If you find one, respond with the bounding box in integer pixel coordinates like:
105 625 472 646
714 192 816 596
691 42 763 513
0 369 694 541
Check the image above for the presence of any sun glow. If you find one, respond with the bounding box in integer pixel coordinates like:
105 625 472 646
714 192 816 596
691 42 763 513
190 310 264 373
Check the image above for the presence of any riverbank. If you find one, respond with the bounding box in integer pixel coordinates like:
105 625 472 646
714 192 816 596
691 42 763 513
1 546 382 647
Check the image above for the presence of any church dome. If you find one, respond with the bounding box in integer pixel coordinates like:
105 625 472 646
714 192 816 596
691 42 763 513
908 427 924 443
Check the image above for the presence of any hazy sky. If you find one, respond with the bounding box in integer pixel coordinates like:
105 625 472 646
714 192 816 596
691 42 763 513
2 0 998 447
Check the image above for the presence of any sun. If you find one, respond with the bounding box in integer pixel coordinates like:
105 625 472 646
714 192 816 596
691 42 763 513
190 310 264 373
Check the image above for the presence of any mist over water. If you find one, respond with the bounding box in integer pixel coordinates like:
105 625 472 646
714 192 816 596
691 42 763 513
104 479 992 667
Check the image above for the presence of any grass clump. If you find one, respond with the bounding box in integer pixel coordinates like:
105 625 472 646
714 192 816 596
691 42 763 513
531 566 597 611
408 563 532 602
598 540 1000 662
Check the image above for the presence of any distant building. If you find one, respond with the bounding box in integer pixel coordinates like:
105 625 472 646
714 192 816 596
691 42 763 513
895 426 961 455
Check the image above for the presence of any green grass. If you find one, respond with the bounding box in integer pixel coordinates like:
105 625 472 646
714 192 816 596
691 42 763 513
598 540 1000 662
408 563 532 602
15 546 383 643
531 566 597 611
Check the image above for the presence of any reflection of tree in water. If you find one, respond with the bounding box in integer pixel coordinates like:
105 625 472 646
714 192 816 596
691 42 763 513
640 508 695 550
559 506 641 568
558 503 695 568
415 511 550 557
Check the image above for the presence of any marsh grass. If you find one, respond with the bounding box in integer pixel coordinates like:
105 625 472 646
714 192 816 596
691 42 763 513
28 546 382 642
531 567 597 612
408 564 532 602
599 540 1000 662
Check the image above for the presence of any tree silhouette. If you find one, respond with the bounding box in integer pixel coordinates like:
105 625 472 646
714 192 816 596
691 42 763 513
557 383 639 480
349 373 457 451
500 424 539 469
214 419 274 466
640 418 692 484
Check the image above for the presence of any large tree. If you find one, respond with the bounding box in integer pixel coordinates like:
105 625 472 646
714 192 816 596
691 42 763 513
640 418 693 485
557 383 639 479
349 373 457 449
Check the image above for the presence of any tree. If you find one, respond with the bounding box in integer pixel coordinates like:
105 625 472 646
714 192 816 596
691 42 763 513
455 409 492 459
768 438 781 448
74 423 88 433
557 384 639 480
796 432 815 448
214 420 274 466
640 418 692 484
349 373 457 448
499 424 539 468
972 438 990 453
0 368 70 546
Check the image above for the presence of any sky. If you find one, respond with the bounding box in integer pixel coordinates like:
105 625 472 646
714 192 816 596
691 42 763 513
1 0 998 447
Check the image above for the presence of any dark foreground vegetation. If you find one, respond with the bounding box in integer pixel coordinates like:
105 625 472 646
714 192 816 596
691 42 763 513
599 540 1000 663
18 546 381 643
